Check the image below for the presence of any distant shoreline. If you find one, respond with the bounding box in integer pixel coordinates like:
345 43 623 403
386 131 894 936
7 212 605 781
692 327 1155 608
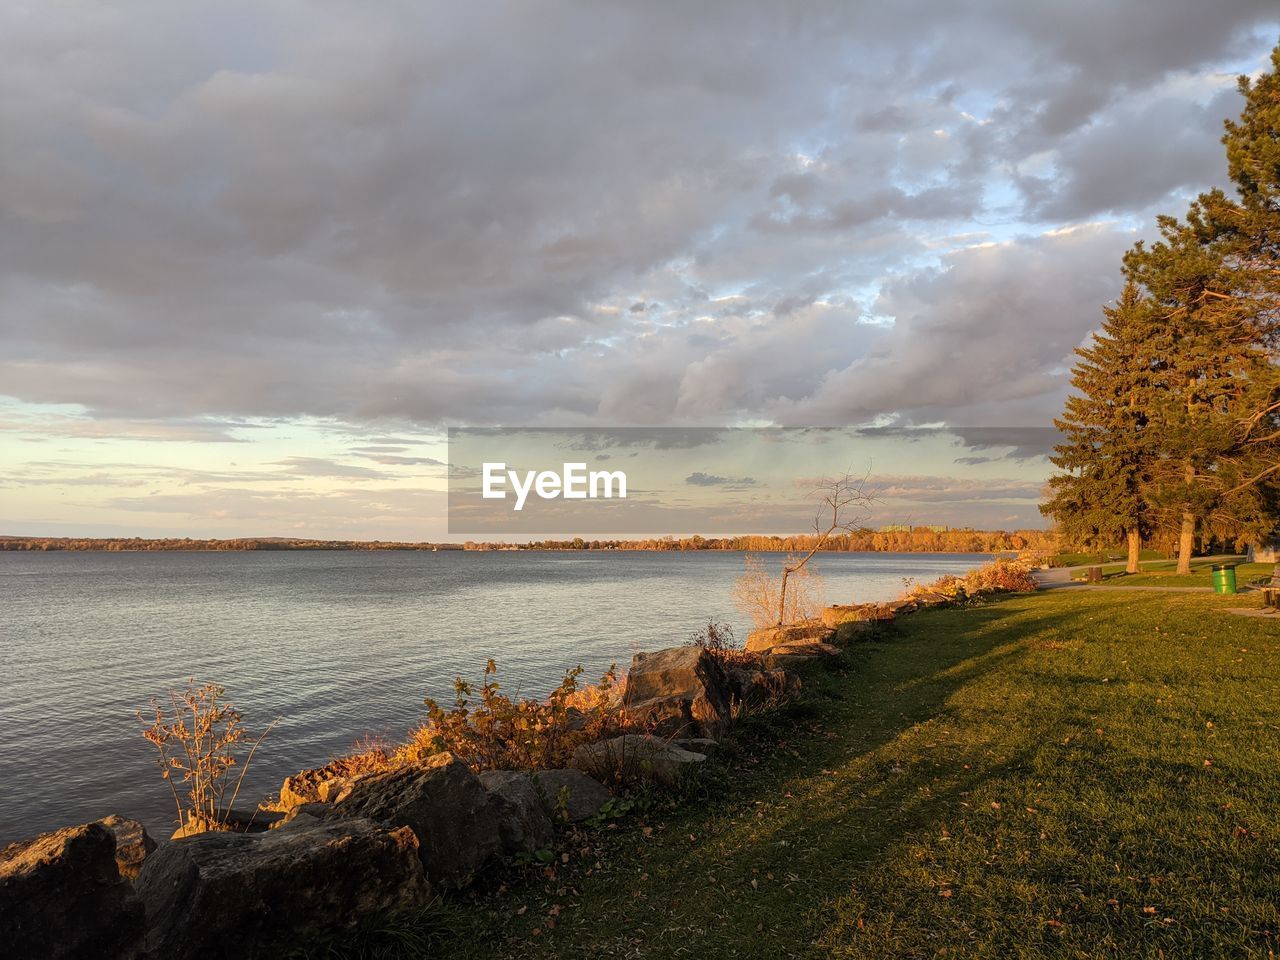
1 533 1036 555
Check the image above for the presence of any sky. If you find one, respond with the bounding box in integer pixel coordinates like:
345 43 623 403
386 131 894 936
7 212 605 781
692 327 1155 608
2 2 1278 539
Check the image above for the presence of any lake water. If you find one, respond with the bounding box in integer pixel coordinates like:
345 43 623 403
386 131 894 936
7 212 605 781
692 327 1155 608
0 549 989 843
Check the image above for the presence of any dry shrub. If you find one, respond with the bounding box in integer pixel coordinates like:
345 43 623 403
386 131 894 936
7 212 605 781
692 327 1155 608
905 558 1038 605
686 618 759 668
732 554 825 628
412 660 623 772
140 680 277 832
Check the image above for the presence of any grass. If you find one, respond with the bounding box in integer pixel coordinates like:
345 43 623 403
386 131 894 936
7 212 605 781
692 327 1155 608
1051 549 1166 568
362 589 1280 959
1088 558 1274 589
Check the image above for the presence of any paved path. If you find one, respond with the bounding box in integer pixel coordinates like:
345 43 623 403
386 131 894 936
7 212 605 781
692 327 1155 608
1033 564 1217 593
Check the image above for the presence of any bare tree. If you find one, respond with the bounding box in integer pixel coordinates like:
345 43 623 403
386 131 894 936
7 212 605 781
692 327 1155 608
774 472 875 626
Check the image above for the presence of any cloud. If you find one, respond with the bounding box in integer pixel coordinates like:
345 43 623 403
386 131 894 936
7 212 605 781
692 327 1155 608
0 3 1275 436
684 472 757 488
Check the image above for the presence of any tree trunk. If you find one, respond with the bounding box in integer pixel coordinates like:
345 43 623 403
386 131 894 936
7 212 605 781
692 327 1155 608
1126 529 1141 574
1176 512 1195 576
776 567 790 626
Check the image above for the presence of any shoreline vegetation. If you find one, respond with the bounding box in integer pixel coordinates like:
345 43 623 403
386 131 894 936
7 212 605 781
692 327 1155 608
0 527 1052 554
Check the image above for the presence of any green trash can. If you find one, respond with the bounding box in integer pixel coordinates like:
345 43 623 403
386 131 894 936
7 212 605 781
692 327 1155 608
1212 563 1237 595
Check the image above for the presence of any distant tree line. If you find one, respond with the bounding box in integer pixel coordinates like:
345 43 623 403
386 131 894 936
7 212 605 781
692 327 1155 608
0 537 463 552
1044 46 1280 574
463 527 1055 553
2 528 1054 554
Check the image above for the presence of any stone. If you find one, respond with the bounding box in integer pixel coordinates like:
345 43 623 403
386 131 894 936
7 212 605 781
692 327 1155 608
675 737 720 755
744 621 835 653
762 641 840 670
136 818 428 960
530 768 613 822
95 814 156 881
572 734 707 787
169 806 285 840
727 667 802 708
334 752 500 889
0 822 145 960
620 646 733 737
479 770 556 854
273 802 338 830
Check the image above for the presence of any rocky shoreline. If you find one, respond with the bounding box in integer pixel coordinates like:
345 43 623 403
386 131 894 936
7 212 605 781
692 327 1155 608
1 598 931 959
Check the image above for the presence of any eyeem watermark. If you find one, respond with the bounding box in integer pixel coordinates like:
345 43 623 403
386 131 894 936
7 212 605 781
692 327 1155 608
482 462 627 511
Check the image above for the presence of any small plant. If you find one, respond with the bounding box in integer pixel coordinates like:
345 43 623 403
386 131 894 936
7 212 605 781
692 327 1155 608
415 659 622 772
140 679 277 833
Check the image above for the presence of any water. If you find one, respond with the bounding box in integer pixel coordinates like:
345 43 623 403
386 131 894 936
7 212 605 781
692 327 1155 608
0 549 988 843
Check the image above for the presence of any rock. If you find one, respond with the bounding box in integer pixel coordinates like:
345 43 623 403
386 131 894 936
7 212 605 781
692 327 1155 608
317 776 353 803
334 752 500 889
479 770 555 854
744 621 835 653
169 807 285 840
620 646 733 737
675 737 720 755
727 667 802 708
95 814 156 881
572 734 707 787
0 821 145 960
530 769 613 822
762 641 840 670
136 818 428 960
272 803 338 830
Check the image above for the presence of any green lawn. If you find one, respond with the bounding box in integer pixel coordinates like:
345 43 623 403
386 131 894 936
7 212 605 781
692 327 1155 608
1090 558 1274 589
1051 549 1166 568
372 590 1280 960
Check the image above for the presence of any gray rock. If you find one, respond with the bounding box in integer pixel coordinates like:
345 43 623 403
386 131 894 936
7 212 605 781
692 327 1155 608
745 622 835 653
572 734 707 787
479 770 555 854
136 818 428 960
529 769 613 823
621 646 733 737
762 641 840 670
675 737 720 755
0 822 145 960
95 814 156 881
727 667 802 708
169 806 285 840
334 752 500 889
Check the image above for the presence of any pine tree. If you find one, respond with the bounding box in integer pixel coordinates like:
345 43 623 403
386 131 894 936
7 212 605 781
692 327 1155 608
1119 46 1280 574
1042 284 1157 573
1050 45 1280 576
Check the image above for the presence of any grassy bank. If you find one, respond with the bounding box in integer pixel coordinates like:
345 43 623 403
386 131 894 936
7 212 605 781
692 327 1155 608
391 589 1280 960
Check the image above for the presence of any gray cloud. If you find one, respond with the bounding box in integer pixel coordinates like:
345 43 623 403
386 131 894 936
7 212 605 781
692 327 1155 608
0 1 1276 433
685 472 757 488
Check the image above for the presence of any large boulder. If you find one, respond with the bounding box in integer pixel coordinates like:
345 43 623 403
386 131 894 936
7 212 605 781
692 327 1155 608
95 814 156 881
529 769 613 822
480 768 611 852
572 734 707 787
620 646 733 737
135 818 428 960
744 621 834 653
762 641 840 671
333 752 500 889
0 822 145 960
479 770 555 854
726 667 802 708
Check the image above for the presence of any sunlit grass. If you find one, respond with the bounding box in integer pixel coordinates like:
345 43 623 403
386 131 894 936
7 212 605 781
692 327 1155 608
402 589 1280 959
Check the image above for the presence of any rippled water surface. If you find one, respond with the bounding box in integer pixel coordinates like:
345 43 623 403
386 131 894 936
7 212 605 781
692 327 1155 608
0 549 989 842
